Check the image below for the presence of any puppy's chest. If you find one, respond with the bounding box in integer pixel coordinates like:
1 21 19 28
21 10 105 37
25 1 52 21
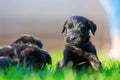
66 47 84 57
66 46 90 62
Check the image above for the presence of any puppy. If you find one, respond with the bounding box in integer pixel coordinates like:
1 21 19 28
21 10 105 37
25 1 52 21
0 43 52 70
58 16 101 71
11 35 43 48
0 35 51 70
19 44 52 69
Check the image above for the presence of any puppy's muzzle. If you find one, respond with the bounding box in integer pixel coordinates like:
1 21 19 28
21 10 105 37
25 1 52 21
65 31 81 45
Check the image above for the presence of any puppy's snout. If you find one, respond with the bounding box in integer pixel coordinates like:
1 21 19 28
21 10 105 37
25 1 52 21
65 32 74 42
65 30 81 44
66 34 79 42
65 37 71 43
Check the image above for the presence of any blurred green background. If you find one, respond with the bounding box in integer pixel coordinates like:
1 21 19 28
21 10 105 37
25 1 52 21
0 0 109 50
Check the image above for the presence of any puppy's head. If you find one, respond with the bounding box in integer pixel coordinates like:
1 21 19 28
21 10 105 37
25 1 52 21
62 16 97 46
19 45 43 69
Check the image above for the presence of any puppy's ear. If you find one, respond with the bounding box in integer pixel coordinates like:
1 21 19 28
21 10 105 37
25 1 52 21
88 20 97 35
61 26 66 33
61 21 67 33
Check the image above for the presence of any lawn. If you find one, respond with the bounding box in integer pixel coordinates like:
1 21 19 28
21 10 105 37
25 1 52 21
0 49 120 80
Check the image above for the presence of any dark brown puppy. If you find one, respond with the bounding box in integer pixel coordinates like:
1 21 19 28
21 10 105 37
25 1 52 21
11 35 52 69
0 43 52 69
11 35 43 48
19 44 52 69
0 35 51 70
58 16 101 71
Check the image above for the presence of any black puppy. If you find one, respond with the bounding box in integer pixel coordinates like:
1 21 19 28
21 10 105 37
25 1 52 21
0 43 51 70
11 35 52 69
58 16 101 71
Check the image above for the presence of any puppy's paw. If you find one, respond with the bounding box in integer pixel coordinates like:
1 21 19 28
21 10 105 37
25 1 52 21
87 54 102 71
56 60 64 69
92 61 102 71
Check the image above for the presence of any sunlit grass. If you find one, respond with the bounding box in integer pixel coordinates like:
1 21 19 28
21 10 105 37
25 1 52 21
0 49 120 80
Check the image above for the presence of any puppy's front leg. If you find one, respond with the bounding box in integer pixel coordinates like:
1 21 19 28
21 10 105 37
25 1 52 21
77 50 102 71
83 53 102 71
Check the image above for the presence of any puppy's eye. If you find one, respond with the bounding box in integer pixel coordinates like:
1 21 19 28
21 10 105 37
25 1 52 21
77 23 83 30
68 23 73 29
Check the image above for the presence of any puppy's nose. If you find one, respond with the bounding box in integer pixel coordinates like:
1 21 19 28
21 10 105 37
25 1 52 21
69 35 75 40
66 36 76 43
65 37 71 43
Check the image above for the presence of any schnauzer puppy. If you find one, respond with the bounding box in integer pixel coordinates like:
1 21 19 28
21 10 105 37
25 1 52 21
58 16 101 71
0 35 51 70
0 43 51 70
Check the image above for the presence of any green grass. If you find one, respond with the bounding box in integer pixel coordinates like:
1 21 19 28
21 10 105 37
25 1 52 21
0 49 120 80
